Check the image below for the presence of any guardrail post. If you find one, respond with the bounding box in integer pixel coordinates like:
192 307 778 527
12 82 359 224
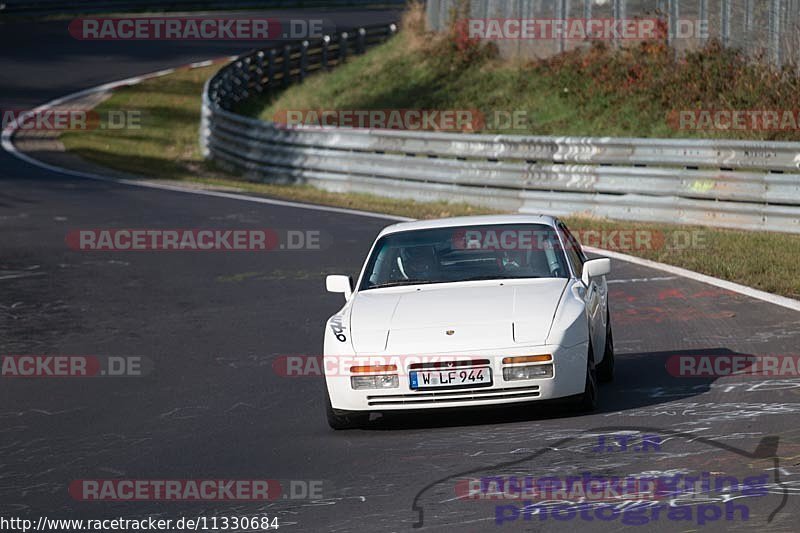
612 0 625 49
744 0 753 33
667 0 679 54
721 0 731 48
555 0 566 54
241 57 252 99
357 28 366 54
267 48 276 89
769 0 782 66
300 41 309 82
199 93 211 159
340 32 349 63
698 0 708 45
321 35 330 70
233 60 246 102
254 51 265 93
282 45 291 87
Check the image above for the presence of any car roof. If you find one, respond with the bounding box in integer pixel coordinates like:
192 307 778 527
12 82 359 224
377 214 560 238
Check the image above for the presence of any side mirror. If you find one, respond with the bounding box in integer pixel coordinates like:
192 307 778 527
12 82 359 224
326 275 353 300
581 258 611 286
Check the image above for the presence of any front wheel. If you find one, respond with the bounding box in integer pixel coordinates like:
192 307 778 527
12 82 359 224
575 347 598 413
597 314 615 383
325 388 368 430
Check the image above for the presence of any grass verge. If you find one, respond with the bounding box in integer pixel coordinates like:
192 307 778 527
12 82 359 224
59 46 800 299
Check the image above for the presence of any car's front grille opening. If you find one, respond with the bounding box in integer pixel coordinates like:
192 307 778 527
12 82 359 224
408 359 491 370
366 385 540 406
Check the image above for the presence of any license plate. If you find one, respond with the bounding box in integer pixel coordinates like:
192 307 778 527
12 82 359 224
410 367 493 390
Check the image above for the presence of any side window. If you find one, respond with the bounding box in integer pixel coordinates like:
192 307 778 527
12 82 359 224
558 222 585 278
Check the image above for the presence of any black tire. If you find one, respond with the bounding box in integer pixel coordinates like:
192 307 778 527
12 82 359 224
325 389 368 430
597 312 615 383
576 347 598 413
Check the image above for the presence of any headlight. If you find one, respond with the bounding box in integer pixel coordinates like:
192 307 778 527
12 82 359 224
503 364 554 381
350 375 399 390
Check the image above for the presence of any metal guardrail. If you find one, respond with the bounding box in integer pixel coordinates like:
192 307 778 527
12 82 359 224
0 0 405 16
201 24 800 234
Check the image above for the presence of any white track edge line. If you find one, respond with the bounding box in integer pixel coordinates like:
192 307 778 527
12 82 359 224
584 246 800 312
2 61 798 312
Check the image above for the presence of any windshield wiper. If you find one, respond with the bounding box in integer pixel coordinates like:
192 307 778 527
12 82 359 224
368 279 435 289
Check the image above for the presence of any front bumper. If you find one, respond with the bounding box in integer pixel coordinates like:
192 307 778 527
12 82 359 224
324 343 588 412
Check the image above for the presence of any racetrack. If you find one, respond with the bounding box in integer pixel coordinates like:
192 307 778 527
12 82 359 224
2 9 800 532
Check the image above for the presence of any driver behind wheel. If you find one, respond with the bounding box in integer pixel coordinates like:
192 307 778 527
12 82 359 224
397 245 438 280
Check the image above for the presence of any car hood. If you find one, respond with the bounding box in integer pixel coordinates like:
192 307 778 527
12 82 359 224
349 279 568 353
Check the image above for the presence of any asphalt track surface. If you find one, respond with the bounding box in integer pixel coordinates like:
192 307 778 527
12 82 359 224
2 9 800 533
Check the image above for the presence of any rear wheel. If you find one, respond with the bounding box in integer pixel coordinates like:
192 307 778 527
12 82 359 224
325 389 368 430
597 312 615 383
576 347 598 412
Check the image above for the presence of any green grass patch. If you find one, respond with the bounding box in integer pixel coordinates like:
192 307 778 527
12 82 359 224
61 66 215 180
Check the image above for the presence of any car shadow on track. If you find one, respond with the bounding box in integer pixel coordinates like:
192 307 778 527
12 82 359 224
357 348 744 431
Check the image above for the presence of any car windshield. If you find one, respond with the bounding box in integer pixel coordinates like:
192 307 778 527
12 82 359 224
359 224 570 290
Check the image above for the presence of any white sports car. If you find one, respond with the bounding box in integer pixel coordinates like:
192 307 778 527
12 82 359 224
323 215 613 429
